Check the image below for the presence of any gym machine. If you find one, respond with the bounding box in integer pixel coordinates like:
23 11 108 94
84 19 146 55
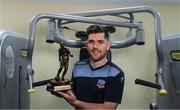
0 30 29 109
0 6 180 109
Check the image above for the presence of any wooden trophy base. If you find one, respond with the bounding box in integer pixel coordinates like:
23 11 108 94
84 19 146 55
47 79 71 92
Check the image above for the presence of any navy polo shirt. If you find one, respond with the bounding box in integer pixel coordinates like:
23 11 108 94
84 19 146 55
72 59 125 104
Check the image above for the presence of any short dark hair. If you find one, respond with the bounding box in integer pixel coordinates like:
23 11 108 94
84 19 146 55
86 25 109 40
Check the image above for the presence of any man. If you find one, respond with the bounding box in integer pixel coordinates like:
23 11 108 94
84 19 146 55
52 25 125 109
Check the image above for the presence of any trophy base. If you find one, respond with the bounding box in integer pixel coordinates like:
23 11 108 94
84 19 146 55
47 79 72 92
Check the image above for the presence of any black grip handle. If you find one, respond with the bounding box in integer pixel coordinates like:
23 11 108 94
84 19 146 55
135 78 161 89
33 79 53 87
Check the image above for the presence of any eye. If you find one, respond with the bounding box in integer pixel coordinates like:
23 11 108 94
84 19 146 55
98 40 104 44
87 40 95 45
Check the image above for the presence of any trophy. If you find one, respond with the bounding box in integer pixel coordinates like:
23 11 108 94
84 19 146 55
47 43 73 91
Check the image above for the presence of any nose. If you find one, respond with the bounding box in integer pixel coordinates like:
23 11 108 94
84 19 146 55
93 42 99 48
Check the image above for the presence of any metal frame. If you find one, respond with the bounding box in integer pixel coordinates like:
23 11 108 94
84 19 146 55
26 6 166 94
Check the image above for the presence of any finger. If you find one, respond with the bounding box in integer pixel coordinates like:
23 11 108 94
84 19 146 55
66 90 76 99
67 90 73 96
58 91 71 98
51 91 64 97
56 91 65 95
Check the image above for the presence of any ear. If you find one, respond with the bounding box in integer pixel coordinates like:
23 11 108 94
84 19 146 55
107 41 111 51
84 41 88 47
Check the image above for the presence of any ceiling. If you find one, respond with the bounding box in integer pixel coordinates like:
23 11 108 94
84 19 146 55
12 0 180 5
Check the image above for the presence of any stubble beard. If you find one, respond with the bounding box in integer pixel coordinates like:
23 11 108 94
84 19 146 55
90 52 107 62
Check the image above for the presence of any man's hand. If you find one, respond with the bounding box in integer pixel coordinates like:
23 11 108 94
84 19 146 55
51 90 118 109
51 90 77 107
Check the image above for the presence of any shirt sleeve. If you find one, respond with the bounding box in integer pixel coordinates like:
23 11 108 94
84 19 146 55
104 72 125 104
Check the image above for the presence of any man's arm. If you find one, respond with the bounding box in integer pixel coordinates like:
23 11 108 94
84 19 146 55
75 100 118 109
52 90 118 109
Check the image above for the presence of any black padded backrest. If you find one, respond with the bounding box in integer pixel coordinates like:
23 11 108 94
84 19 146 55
79 47 89 61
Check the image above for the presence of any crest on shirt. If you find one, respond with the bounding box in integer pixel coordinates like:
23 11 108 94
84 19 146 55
120 76 124 83
96 79 106 89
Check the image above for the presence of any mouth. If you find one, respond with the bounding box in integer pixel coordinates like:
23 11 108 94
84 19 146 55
92 50 100 56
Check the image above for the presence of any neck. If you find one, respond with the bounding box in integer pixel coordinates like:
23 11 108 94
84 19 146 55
90 57 108 69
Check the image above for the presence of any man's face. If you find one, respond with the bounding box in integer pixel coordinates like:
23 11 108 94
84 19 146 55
86 33 110 62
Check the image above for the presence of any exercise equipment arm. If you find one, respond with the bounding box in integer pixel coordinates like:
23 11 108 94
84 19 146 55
26 6 166 94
